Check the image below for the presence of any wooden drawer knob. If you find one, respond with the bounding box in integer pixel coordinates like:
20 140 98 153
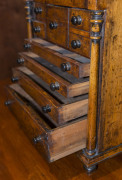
71 15 82 25
50 82 60 91
61 63 71 72
33 135 45 144
17 58 25 64
34 7 42 14
5 100 12 106
24 43 31 49
11 77 19 83
71 40 81 49
42 105 51 113
49 22 58 30
33 26 41 33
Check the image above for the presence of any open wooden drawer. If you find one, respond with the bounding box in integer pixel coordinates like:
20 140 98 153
6 85 87 162
12 66 88 125
18 51 89 98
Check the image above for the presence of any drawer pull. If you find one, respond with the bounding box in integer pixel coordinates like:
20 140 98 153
33 26 41 33
34 7 42 14
5 100 12 106
71 40 81 49
50 82 60 91
61 63 71 72
11 77 19 83
42 105 51 113
49 22 58 30
24 43 31 49
33 135 45 144
17 58 25 64
71 15 82 25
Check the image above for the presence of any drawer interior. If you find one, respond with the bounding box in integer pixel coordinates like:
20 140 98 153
6 86 87 162
12 67 88 125
18 51 89 98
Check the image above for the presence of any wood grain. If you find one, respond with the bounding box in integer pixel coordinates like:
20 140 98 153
1 79 122 180
6 83 87 162
12 68 88 124
98 0 122 152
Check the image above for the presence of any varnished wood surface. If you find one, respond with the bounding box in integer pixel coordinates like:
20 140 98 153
98 0 122 152
0 79 122 179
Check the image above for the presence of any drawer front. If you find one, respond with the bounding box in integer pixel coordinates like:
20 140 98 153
34 3 46 21
69 9 91 32
6 85 87 162
12 68 88 125
46 5 68 47
46 0 87 9
33 21 46 39
69 33 90 58
20 52 89 98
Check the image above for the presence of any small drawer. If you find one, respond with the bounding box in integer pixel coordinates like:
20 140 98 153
46 5 68 47
32 21 46 39
12 67 88 125
27 39 90 78
69 9 91 32
69 33 90 58
34 3 46 21
6 85 87 162
19 52 89 98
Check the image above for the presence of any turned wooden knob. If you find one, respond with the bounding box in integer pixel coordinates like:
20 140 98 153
17 58 25 64
50 82 60 91
34 7 42 14
24 43 31 49
61 63 71 72
71 40 81 49
33 135 44 144
42 105 51 113
49 22 58 29
33 26 41 33
71 16 82 25
11 77 19 82
5 101 12 106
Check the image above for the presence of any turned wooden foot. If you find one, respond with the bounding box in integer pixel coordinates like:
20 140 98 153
83 164 98 174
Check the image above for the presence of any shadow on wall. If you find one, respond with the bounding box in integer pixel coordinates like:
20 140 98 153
0 0 27 80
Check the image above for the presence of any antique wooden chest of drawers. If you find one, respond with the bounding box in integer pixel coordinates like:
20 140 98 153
5 0 122 173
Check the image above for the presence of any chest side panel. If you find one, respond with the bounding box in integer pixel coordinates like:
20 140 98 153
98 0 122 152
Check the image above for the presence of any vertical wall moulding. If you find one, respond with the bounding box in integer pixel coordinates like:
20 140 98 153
25 0 33 39
85 11 104 156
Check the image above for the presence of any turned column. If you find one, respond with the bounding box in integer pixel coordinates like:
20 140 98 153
25 0 33 39
86 11 104 156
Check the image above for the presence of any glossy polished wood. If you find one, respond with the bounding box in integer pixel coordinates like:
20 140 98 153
1 80 122 180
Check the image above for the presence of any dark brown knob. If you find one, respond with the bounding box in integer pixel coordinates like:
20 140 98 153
71 40 81 49
17 58 24 64
11 77 19 82
33 26 40 33
24 43 31 49
42 105 51 113
71 16 82 25
50 82 60 91
49 22 58 29
33 135 44 144
34 7 42 14
5 101 12 106
61 63 71 72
